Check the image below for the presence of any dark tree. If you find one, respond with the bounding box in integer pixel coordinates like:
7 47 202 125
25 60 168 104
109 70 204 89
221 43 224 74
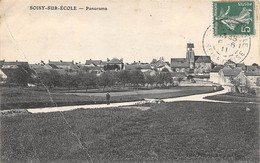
144 73 156 88
117 70 130 87
4 65 35 86
104 64 120 71
155 72 163 86
98 71 116 91
177 77 183 84
155 72 173 87
70 74 81 92
62 74 74 91
38 70 62 89
80 72 97 92
161 68 170 72
129 70 145 88
163 72 173 86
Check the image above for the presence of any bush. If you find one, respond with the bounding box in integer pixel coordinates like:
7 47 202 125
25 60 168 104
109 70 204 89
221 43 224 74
248 87 257 95
216 85 224 91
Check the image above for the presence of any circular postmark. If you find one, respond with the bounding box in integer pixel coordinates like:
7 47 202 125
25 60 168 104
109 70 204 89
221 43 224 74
202 19 251 65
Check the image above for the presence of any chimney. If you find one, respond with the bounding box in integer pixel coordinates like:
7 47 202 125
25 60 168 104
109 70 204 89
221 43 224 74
60 60 63 62
107 58 110 62
48 60 50 63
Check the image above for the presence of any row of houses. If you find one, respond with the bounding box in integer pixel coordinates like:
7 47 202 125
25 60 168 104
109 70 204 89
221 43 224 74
0 43 212 78
210 60 260 87
170 43 260 89
0 43 259 89
0 57 171 80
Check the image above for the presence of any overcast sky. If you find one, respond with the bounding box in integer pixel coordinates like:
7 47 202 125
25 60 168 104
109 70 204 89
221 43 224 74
0 0 259 64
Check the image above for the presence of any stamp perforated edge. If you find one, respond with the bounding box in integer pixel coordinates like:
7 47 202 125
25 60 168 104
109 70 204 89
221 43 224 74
212 0 259 38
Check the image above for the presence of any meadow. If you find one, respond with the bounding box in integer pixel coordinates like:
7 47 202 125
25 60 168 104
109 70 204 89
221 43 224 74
1 101 259 162
1 86 215 110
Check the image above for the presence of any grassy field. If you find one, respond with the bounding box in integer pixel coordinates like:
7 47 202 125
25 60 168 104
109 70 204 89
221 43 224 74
1 101 259 162
1 86 216 110
205 92 260 103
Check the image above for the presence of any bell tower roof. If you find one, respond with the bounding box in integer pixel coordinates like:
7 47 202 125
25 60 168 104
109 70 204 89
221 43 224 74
187 43 194 49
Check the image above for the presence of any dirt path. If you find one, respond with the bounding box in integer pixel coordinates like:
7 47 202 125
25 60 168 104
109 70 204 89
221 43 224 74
163 86 230 103
26 87 230 114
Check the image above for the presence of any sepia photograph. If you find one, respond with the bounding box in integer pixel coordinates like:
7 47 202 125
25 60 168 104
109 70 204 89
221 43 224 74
0 0 259 162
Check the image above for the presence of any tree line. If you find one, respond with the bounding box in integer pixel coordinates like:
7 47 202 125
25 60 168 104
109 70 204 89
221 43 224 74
35 69 174 91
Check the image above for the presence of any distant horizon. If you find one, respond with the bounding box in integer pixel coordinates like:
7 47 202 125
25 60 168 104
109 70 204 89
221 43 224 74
1 56 259 66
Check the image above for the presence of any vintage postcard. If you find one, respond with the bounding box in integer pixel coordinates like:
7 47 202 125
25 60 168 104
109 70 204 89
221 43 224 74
0 0 259 162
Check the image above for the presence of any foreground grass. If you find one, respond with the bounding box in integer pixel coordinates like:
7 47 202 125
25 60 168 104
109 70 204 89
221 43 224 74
1 101 259 162
1 86 215 110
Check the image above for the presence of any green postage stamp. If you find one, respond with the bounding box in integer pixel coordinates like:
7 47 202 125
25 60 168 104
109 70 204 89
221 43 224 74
213 1 255 36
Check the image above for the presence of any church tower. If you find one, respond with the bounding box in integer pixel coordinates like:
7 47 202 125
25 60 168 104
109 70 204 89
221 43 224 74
186 43 195 69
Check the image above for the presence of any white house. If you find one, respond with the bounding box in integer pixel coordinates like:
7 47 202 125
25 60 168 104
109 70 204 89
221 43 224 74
0 69 7 80
245 71 260 86
210 65 224 83
218 67 242 86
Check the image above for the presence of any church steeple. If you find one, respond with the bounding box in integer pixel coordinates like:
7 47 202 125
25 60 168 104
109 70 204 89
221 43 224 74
186 43 195 69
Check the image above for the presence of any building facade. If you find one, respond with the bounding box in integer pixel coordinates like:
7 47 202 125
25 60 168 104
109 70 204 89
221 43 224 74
171 43 212 76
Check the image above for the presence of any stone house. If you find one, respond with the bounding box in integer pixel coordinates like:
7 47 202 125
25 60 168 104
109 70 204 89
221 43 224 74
1 61 29 69
210 65 224 83
85 59 102 67
171 43 212 76
48 64 66 75
224 59 237 69
246 65 259 72
194 56 212 74
151 58 172 72
171 58 190 73
233 71 249 93
1 61 36 85
48 60 78 72
125 62 152 72
245 71 260 86
29 63 53 74
236 63 246 70
106 58 124 70
218 67 242 85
